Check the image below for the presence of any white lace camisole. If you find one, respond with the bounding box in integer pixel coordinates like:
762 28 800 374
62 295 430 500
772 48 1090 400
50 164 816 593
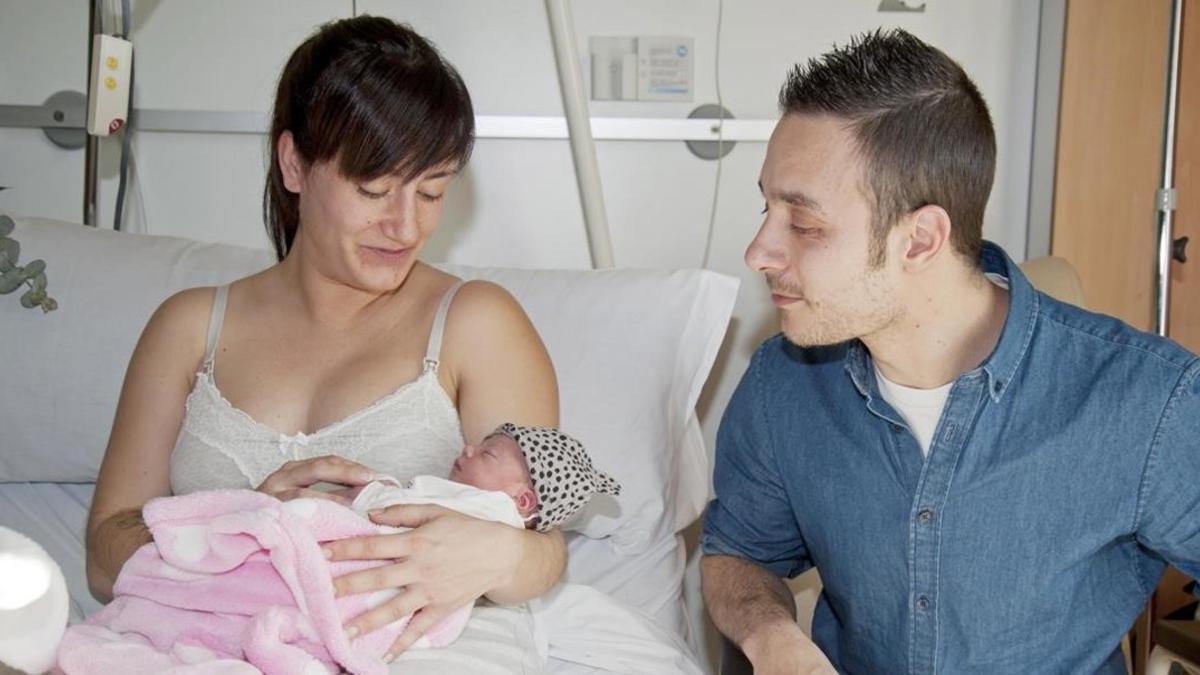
170 282 467 495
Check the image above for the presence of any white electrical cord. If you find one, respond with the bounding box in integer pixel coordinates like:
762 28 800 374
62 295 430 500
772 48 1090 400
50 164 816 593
124 135 148 234
701 0 725 269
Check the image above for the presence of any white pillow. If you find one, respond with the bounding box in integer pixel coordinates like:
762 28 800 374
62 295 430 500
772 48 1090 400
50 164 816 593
441 264 737 546
0 218 273 483
0 218 737 549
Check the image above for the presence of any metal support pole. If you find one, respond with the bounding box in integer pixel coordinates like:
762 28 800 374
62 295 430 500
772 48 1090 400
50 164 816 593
1155 0 1185 336
83 1 100 227
545 0 614 269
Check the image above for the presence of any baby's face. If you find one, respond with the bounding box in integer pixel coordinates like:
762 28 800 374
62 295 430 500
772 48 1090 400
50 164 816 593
448 434 530 492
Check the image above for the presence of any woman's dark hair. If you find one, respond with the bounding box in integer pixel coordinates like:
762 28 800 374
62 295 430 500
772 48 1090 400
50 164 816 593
263 16 475 261
780 29 995 267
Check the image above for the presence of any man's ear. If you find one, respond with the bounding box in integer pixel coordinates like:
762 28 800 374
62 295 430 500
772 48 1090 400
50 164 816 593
512 487 539 518
277 130 307 194
901 204 952 272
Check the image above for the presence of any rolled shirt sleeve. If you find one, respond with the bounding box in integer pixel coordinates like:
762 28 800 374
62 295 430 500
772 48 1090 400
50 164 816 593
1137 359 1200 588
703 344 811 579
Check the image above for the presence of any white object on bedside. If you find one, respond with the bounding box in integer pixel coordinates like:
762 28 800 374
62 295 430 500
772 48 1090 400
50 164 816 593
85 34 133 136
0 526 69 674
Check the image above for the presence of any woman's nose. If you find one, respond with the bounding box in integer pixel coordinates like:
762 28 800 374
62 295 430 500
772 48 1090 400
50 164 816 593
378 190 419 245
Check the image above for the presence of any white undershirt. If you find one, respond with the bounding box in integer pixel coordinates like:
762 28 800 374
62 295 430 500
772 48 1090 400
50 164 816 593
873 273 1010 457
874 369 952 456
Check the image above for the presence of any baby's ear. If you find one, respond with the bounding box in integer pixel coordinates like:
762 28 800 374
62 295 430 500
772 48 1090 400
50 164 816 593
513 487 539 518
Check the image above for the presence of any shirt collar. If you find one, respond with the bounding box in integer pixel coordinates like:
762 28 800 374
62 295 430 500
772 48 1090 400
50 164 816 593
844 241 1039 404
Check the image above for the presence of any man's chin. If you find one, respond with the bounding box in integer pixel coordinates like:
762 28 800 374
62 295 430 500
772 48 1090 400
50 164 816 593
781 331 846 349
780 319 849 348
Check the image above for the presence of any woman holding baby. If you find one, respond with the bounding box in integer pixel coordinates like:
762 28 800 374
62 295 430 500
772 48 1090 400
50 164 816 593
86 15 561 671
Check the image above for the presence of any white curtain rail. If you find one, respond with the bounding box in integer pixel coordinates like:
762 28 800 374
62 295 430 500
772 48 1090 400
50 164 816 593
0 105 775 142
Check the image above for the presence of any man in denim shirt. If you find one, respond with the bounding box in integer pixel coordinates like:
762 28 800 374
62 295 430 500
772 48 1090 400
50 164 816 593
701 29 1200 674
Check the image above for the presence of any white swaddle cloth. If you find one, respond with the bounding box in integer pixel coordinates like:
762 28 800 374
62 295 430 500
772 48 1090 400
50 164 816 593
352 476 526 529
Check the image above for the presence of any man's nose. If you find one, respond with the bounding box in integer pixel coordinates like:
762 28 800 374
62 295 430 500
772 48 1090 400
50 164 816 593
745 224 786 273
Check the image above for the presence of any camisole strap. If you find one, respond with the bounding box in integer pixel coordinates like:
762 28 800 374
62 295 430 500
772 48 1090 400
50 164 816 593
202 285 230 374
423 280 467 373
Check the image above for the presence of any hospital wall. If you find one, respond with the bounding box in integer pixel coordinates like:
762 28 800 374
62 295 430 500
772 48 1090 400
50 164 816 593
0 0 1041 469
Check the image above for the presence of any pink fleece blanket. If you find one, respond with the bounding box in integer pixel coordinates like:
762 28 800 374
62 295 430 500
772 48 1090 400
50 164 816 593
57 490 470 675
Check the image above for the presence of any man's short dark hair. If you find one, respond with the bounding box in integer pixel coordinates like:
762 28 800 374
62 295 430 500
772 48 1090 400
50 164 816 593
779 29 995 266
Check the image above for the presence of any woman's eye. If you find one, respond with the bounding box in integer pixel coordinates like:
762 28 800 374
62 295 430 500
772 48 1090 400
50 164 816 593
418 191 445 203
357 186 388 199
760 202 768 215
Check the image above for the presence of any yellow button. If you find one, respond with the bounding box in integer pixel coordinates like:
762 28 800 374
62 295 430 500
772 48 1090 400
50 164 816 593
104 76 117 90
106 56 119 70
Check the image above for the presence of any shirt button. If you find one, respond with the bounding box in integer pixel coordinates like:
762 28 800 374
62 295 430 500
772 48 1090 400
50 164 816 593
916 595 931 611
917 509 934 524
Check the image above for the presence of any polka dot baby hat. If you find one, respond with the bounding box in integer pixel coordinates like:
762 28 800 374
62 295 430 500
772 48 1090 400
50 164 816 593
493 423 621 533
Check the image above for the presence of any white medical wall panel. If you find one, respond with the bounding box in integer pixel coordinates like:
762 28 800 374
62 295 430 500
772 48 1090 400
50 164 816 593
0 0 89 222
97 132 272 249
594 140 726 270
126 1 348 113
94 1 348 239
362 0 567 116
0 130 86 223
423 139 593 269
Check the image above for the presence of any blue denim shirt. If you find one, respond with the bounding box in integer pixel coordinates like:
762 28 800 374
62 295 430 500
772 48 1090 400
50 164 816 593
703 242 1200 674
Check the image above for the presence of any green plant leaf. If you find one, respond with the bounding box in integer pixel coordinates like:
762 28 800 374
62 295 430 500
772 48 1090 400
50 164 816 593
31 270 47 292
0 238 18 270
0 215 13 238
0 268 23 293
22 286 46 304
24 259 45 277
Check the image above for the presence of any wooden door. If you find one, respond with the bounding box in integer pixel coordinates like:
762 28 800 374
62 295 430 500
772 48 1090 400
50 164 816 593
1053 0 1170 332
1170 0 1200 350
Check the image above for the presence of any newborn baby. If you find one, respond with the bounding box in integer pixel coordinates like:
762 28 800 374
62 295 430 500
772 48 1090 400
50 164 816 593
343 423 623 654
357 423 622 533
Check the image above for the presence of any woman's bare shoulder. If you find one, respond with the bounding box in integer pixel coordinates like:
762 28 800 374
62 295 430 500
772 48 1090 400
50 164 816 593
138 286 220 370
446 278 526 322
409 263 521 317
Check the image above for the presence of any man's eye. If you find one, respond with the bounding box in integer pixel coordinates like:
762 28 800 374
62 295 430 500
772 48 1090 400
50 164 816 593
760 203 768 215
418 192 445 203
357 186 388 199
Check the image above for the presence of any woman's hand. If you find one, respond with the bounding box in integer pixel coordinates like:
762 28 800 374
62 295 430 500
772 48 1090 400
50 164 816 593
321 504 523 660
256 455 381 506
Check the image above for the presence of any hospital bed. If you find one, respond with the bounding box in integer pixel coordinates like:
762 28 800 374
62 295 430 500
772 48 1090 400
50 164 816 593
0 216 738 673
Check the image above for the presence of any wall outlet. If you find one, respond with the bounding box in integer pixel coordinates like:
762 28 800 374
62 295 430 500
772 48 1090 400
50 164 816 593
86 34 133 137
